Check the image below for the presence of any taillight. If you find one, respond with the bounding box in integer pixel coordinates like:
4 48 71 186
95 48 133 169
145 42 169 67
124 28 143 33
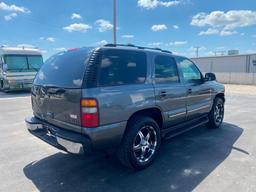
81 98 99 128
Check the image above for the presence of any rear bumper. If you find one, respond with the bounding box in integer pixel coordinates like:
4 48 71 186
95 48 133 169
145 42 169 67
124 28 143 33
25 116 92 154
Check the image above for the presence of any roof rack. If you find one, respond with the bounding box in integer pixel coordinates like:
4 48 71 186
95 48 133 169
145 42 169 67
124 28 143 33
104 44 172 54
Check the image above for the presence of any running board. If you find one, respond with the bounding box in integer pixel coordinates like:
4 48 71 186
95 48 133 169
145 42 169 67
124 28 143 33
162 115 209 140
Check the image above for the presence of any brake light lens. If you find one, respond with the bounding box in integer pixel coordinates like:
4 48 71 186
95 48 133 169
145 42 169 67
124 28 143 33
81 98 99 128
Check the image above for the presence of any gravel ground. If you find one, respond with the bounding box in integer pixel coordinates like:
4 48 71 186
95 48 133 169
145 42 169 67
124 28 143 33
0 85 256 192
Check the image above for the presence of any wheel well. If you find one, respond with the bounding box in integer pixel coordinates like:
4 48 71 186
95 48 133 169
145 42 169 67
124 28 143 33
215 93 225 102
127 108 163 129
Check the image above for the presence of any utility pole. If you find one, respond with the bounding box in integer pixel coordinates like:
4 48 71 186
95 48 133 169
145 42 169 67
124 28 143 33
194 46 200 58
113 0 117 45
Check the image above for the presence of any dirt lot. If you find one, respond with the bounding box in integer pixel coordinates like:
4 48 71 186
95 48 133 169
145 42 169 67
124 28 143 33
0 85 256 192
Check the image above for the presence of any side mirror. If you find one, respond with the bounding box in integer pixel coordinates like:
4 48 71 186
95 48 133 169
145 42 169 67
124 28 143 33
205 72 216 81
2 63 8 72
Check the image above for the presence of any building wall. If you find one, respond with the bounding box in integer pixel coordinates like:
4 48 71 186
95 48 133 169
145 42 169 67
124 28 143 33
191 55 249 73
190 54 256 85
249 54 256 73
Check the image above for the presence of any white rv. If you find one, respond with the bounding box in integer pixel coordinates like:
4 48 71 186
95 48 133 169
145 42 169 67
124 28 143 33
0 46 43 91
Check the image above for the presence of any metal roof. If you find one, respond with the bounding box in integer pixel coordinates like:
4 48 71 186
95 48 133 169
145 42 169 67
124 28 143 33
0 47 42 55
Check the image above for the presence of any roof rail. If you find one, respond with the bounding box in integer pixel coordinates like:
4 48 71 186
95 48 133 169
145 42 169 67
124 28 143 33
103 44 172 54
104 43 136 47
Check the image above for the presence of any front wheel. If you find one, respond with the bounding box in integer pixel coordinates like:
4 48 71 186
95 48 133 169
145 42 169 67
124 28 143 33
2 80 10 93
0 80 3 91
117 116 161 170
207 97 224 129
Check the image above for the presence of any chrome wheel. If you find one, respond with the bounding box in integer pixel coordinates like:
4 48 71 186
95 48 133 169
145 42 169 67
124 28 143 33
214 102 224 124
133 125 157 163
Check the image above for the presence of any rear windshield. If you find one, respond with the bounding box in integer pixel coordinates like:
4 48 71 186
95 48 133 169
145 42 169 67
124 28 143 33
34 48 93 88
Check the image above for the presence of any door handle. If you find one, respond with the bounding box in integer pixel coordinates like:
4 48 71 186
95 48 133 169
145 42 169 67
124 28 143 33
159 91 167 97
187 88 192 94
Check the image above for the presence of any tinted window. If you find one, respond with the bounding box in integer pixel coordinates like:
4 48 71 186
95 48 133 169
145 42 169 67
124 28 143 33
155 55 179 83
4 55 43 72
34 48 93 88
98 49 147 86
5 55 28 72
27 56 44 70
176 57 202 83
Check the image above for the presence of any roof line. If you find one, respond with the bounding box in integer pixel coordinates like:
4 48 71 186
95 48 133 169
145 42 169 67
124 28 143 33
104 44 172 54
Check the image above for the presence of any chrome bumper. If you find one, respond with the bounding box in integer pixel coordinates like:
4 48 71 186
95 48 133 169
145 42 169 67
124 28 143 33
56 137 84 154
25 116 91 154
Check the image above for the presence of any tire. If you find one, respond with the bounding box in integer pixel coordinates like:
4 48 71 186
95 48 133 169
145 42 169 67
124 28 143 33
207 97 224 129
2 81 9 93
0 80 3 91
117 116 161 170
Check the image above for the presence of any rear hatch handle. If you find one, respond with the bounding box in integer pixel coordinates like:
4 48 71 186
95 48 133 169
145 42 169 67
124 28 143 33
48 88 66 94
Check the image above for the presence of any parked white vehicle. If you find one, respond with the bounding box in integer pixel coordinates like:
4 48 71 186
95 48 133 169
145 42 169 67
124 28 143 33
0 46 43 91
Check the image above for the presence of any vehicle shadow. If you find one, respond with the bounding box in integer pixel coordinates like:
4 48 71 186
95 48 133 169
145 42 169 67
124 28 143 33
0 90 30 99
23 122 244 192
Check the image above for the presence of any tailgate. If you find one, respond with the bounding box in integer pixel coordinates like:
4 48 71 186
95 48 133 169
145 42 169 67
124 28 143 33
31 86 82 133
31 48 94 133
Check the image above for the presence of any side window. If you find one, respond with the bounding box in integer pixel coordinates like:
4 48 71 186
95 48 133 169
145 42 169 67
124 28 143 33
154 55 179 84
98 49 147 86
177 57 202 83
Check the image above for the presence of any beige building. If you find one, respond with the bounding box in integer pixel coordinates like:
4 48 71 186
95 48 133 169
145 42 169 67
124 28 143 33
191 53 256 73
191 54 256 85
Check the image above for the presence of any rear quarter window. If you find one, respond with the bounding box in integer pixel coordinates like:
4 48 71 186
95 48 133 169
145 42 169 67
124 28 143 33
98 49 147 87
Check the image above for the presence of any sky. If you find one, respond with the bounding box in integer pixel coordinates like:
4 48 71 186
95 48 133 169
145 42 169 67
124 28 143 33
0 0 256 59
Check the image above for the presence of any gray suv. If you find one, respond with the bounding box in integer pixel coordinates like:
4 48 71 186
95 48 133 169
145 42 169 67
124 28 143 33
25 44 225 169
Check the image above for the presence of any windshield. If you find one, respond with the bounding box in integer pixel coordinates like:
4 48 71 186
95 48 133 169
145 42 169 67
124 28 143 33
4 55 43 72
33 48 93 88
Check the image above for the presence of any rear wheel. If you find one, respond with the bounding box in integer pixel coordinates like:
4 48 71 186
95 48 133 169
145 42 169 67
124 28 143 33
117 116 161 170
207 97 224 129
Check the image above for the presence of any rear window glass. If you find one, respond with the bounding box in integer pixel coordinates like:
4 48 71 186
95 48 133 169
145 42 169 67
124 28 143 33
34 48 92 88
98 49 147 86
